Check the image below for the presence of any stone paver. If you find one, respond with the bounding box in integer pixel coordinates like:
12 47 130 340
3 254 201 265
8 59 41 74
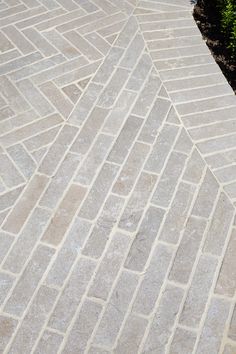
0 0 236 353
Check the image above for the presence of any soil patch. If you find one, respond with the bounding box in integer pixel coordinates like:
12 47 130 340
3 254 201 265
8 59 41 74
193 0 236 93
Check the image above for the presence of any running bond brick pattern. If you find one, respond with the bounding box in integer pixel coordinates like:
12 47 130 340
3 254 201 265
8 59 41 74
0 0 236 353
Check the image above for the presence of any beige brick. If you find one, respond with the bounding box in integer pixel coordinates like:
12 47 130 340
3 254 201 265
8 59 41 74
113 142 150 196
83 195 124 258
62 299 102 354
215 229 236 297
180 255 218 327
2 25 35 54
0 76 29 114
204 193 234 256
79 162 119 220
49 257 96 332
2 174 48 234
143 285 184 353
8 286 58 354
138 97 171 143
133 243 173 315
34 330 63 354
0 315 18 353
39 81 73 119
42 184 86 246
88 232 131 300
169 216 207 284
0 113 63 148
0 153 25 188
169 328 197 354
38 124 78 176
107 115 143 164
114 314 148 354
70 106 108 155
119 172 157 232
46 217 91 287
75 133 114 186
192 169 219 218
196 297 230 354
4 245 54 316
160 182 196 244
93 270 139 348
3 207 50 274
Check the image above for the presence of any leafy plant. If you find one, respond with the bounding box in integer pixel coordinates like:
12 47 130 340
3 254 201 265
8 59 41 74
216 0 236 56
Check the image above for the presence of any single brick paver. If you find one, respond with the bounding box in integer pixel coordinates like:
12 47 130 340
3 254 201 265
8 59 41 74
0 0 235 353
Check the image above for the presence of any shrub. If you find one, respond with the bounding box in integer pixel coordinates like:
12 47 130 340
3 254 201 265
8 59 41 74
217 0 236 56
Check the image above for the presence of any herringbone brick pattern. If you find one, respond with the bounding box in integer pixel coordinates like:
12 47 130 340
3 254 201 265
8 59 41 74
0 0 236 353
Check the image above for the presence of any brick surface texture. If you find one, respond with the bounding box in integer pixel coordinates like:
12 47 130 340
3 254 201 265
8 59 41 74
0 0 235 353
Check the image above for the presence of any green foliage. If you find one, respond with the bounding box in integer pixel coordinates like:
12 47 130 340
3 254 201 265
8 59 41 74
216 0 236 57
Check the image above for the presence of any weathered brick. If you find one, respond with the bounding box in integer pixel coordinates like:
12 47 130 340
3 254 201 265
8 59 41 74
70 107 108 155
62 299 102 354
64 30 102 61
107 115 143 164
8 286 58 354
16 79 55 117
204 193 234 256
49 257 96 332
0 113 63 148
113 142 150 196
80 163 118 220
192 169 219 218
2 174 48 234
132 243 173 315
125 206 165 271
93 46 123 85
97 68 130 108
132 69 162 117
4 245 54 316
0 315 18 353
39 81 73 119
169 216 207 284
228 305 236 341
75 134 114 186
69 82 103 125
114 314 148 354
126 53 152 91
119 172 157 232
34 330 63 354
3 207 50 274
39 152 81 209
83 195 124 259
160 182 196 244
0 186 24 213
196 297 230 354
88 232 131 300
0 153 25 188
0 272 14 306
102 90 136 135
38 125 78 176
138 97 171 143
93 270 139 348
143 285 184 353
179 255 218 327
7 144 36 180
42 184 86 246
215 228 236 297
145 123 179 173
152 151 187 208
46 217 91 287
169 328 197 354
182 148 205 184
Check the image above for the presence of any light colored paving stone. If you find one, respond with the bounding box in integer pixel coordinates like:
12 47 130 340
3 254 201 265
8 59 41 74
0 1 236 353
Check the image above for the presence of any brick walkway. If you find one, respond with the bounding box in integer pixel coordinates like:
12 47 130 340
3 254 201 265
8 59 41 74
0 0 236 353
